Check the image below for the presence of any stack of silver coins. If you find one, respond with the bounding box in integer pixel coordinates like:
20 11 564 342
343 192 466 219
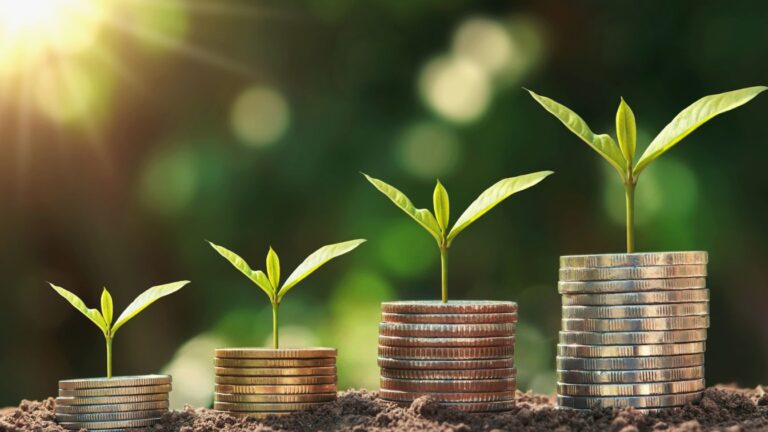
213 348 337 418
378 301 517 413
55 375 171 430
556 252 709 410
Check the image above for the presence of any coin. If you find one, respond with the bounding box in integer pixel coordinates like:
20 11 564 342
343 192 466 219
54 401 170 414
58 384 172 398
557 366 705 384
378 346 514 360
559 329 708 345
215 348 337 359
214 358 335 368
214 383 337 394
380 377 515 392
560 252 708 268
380 367 516 380
58 418 161 430
55 394 168 406
558 378 705 396
562 316 709 332
559 265 707 282
556 392 702 409
215 366 336 377
378 389 514 402
556 353 704 370
55 410 167 422
562 290 710 306
384 399 514 412
219 411 290 418
215 375 336 385
213 401 328 412
378 336 515 348
214 393 336 403
377 357 514 370
381 313 518 324
381 301 517 314
58 375 171 390
557 342 706 357
562 303 709 319
558 278 706 294
379 322 515 338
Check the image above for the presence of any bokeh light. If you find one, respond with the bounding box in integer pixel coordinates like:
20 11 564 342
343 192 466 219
452 17 514 78
122 0 190 52
397 121 461 178
419 55 491 124
230 86 291 147
33 60 114 126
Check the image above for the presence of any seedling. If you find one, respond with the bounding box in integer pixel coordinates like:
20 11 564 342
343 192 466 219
364 172 553 303
528 86 767 252
49 281 190 378
209 239 365 348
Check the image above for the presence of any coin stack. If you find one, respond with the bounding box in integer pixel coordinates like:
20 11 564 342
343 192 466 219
213 348 337 418
55 375 171 430
378 300 517 412
556 251 709 410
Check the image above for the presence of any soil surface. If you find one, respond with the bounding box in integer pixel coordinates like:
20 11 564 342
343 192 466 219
2 386 768 431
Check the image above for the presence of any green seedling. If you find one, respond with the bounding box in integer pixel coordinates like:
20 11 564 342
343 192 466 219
528 86 766 253
49 280 190 378
209 239 365 348
364 172 553 303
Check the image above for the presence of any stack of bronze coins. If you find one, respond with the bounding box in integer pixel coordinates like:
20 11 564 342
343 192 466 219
556 252 709 410
378 301 517 413
55 375 171 430
213 348 337 418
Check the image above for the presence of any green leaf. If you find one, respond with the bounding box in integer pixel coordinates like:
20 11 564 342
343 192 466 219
279 239 366 298
111 280 189 334
433 180 450 234
634 86 768 176
527 89 627 179
209 241 274 299
49 283 108 335
266 247 280 289
447 171 554 244
615 97 636 167
362 173 441 243
100 288 113 328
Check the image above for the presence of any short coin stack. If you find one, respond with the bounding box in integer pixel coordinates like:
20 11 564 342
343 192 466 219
378 300 517 413
55 375 171 430
556 252 709 410
213 348 337 418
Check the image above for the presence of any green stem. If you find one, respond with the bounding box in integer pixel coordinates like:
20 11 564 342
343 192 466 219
440 247 448 304
624 182 636 253
272 302 279 349
105 337 113 378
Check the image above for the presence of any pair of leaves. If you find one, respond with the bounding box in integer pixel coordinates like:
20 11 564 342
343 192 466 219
209 239 366 303
527 86 767 181
364 172 553 248
50 281 189 338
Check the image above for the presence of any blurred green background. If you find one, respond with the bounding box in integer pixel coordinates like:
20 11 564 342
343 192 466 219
1 0 767 408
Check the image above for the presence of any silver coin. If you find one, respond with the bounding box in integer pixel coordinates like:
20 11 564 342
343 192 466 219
562 289 710 306
559 329 708 345
213 401 329 412
383 398 514 412
381 367 516 380
54 401 169 414
559 265 707 282
381 313 518 324
58 418 161 430
557 391 702 409
557 342 706 357
381 301 517 314
562 303 709 319
378 389 514 402
558 378 705 396
378 357 514 370
55 394 168 406
379 322 515 338
561 316 709 332
558 278 706 294
378 336 515 348
58 384 172 398
58 375 171 390
557 366 705 384
55 410 167 422
556 354 704 370
560 252 708 269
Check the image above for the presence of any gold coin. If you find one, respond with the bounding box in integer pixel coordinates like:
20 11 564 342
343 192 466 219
214 358 335 368
556 353 704 370
58 418 161 430
557 342 706 357
55 394 168 406
58 375 171 390
378 345 514 360
559 265 707 281
378 389 514 402
214 393 336 403
55 400 169 414
380 367 515 380
215 366 336 377
213 401 328 412
562 303 709 319
560 252 708 268
215 375 336 385
561 316 709 332
381 301 517 314
381 313 517 324
58 384 171 398
215 348 336 359
378 336 515 348
379 322 515 338
384 399 514 412
557 391 702 409
377 357 513 370
380 377 515 392
55 409 167 422
214 383 337 394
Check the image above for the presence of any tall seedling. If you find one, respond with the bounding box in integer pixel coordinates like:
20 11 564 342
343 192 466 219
528 86 767 252
209 239 365 348
364 172 553 303
50 281 190 378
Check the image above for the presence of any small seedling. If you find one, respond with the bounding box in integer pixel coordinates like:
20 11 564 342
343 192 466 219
209 239 365 348
49 281 190 378
364 172 553 303
528 86 766 252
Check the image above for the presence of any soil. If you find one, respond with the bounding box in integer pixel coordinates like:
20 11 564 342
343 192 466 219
2 386 768 432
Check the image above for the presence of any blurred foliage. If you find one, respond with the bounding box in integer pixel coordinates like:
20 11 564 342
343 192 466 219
1 0 768 407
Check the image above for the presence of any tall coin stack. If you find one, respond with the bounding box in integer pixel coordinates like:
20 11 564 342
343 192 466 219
378 301 517 413
213 348 337 418
556 252 709 410
55 375 171 430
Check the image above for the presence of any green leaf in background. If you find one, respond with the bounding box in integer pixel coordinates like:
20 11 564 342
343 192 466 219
49 283 108 335
634 86 768 176
447 171 554 244
362 173 441 243
111 280 190 334
616 97 637 167
100 288 113 328
279 239 367 299
527 89 627 179
433 180 450 233
208 241 274 299
267 247 280 289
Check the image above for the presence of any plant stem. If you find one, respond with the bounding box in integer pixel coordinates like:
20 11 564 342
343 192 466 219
105 337 113 378
440 247 448 304
272 302 279 349
624 181 636 253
